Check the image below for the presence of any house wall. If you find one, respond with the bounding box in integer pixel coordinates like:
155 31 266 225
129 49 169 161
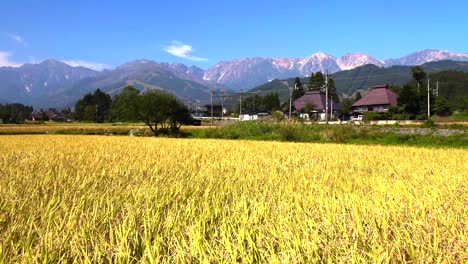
353 105 389 113
239 114 258 121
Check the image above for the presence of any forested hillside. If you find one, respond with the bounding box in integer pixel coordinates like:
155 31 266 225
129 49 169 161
249 60 468 102
429 70 468 110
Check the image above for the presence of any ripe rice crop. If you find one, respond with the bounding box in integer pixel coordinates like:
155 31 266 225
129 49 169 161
0 135 467 262
0 123 206 135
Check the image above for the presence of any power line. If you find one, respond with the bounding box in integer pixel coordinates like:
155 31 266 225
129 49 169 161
260 65 465 82
183 64 458 105
332 72 412 80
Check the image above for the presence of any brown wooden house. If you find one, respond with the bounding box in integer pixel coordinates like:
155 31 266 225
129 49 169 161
352 85 398 113
293 90 341 120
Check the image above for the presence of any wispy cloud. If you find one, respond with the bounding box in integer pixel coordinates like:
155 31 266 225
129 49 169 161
62 60 111 71
0 51 21 67
163 41 208 61
5 33 28 46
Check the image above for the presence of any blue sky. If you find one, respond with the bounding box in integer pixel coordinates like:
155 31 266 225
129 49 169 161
1 0 467 70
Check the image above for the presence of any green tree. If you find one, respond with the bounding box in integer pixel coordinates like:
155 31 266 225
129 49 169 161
93 89 112 123
328 77 339 103
74 89 112 122
433 96 452 116
340 98 354 115
74 93 94 121
430 70 468 111
136 90 192 135
398 85 421 119
308 72 325 91
411 66 427 92
292 77 305 100
354 92 362 102
0 103 33 123
112 86 140 121
262 92 280 112
238 92 281 113
239 93 261 113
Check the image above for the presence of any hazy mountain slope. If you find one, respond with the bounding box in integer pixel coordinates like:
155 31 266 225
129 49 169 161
0 60 99 105
41 61 214 108
0 59 215 108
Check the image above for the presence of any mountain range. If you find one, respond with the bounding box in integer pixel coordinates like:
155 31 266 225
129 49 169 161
202 49 468 89
0 49 467 108
250 60 468 102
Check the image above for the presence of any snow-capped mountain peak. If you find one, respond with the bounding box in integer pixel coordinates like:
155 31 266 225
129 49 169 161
384 49 468 66
337 52 384 70
313 51 335 60
202 49 468 90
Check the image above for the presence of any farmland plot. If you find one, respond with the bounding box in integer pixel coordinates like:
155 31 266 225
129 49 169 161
0 135 467 262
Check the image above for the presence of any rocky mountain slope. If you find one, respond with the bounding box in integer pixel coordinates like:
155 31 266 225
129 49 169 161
0 60 99 105
204 49 468 90
0 59 214 108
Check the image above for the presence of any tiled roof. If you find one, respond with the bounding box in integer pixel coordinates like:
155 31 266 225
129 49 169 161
293 90 341 111
352 85 398 107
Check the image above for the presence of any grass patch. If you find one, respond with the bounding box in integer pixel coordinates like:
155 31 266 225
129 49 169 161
188 122 466 148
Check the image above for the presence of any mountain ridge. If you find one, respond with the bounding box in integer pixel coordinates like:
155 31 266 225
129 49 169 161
203 49 468 89
249 60 468 102
1 49 467 108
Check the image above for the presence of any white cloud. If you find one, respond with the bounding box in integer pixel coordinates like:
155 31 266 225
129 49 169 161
6 33 28 46
0 51 21 67
163 41 208 61
61 60 111 71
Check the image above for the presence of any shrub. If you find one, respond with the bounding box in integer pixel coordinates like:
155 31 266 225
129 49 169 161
415 114 429 120
321 126 357 142
278 125 299 141
271 111 286 122
363 112 381 121
129 129 144 137
422 119 436 128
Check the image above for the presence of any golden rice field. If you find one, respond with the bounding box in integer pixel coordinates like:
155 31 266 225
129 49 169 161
0 123 206 135
0 135 467 263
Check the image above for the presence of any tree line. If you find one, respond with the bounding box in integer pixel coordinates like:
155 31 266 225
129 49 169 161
74 86 192 135
290 67 464 120
387 66 457 119
235 91 281 114
291 72 340 102
0 103 33 124
339 66 460 120
1 67 465 125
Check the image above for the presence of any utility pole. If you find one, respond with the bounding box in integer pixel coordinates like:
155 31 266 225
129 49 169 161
253 92 256 113
221 90 225 119
427 78 431 119
325 70 329 124
210 90 213 126
288 83 298 120
239 89 243 118
289 86 293 119
436 80 439 96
